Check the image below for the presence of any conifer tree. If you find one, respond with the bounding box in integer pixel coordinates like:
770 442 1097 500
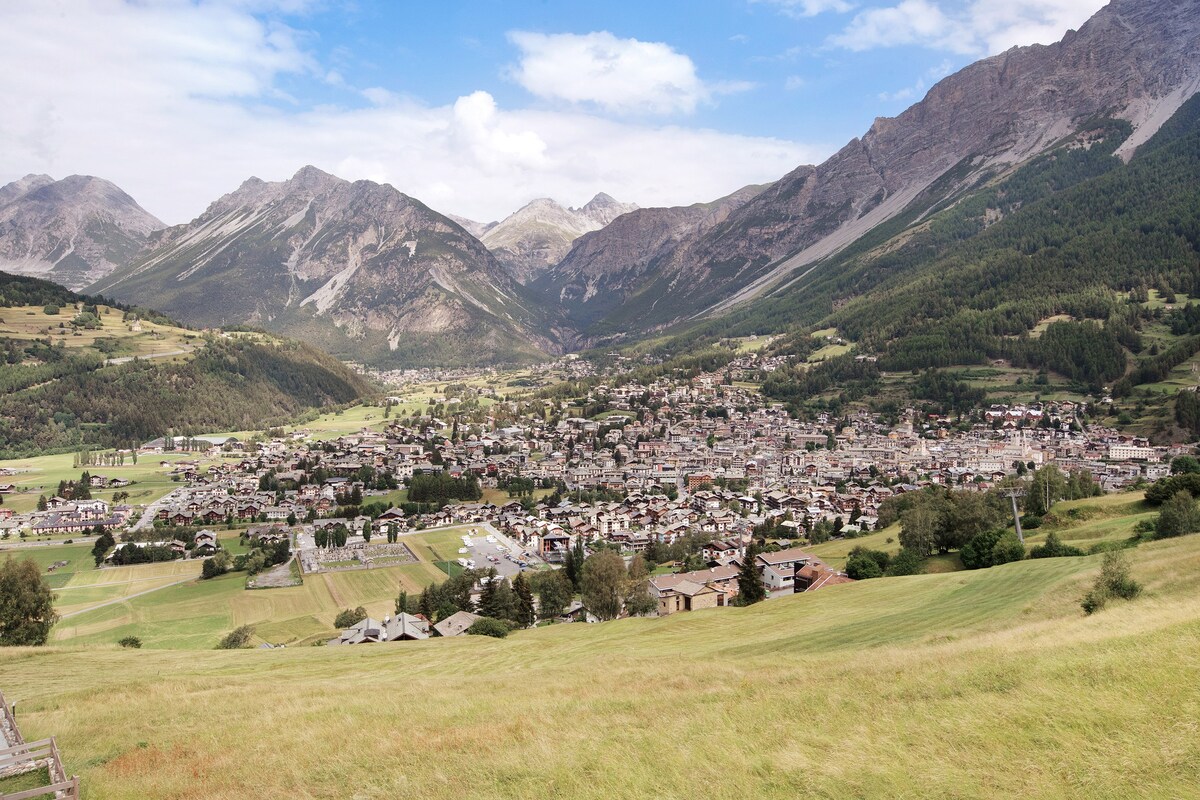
512 572 536 628
737 540 766 605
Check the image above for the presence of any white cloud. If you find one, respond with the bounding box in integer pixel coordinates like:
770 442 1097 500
755 0 856 18
0 2 820 224
876 58 953 103
785 75 807 91
831 0 1105 56
507 30 750 115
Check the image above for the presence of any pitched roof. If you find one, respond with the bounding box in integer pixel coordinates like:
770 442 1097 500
433 610 481 638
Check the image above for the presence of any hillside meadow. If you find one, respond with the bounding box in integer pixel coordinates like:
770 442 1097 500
1 532 1197 799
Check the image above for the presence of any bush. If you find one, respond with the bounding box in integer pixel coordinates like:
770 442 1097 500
118 635 142 649
845 553 883 580
333 606 367 629
1154 490 1200 539
1029 531 1084 559
216 625 255 649
200 551 231 579
960 529 1003 569
884 548 925 576
990 531 1026 566
466 617 509 638
845 546 890 580
1081 551 1141 615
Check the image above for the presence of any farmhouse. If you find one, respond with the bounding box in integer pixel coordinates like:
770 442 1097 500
328 614 431 645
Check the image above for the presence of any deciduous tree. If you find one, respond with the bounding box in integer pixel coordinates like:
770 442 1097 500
0 558 58 646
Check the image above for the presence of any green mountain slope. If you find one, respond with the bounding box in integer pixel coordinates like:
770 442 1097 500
633 96 1200 429
3 532 1198 798
0 271 370 456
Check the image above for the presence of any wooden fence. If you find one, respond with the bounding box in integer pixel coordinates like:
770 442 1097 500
0 692 78 800
0 692 19 746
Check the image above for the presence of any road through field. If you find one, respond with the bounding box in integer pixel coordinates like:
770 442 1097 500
58 575 196 619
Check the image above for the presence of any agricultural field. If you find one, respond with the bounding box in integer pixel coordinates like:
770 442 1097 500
46 556 447 650
0 303 198 362
0 450 203 514
3 531 1198 798
16 527 472 650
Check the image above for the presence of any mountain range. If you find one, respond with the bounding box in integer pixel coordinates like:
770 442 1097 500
0 174 163 291
468 193 638 285
89 166 559 366
3 0 1197 368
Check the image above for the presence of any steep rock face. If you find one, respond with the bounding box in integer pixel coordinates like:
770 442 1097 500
563 0 1200 333
532 184 766 334
478 193 637 284
0 174 164 290
91 166 556 367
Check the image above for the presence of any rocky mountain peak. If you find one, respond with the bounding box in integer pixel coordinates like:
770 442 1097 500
0 174 163 290
477 193 638 284
92 166 556 368
0 174 54 205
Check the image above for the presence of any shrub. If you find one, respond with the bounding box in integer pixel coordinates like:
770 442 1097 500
118 635 142 649
884 548 925 576
845 546 890 580
466 617 509 638
990 531 1026 566
960 529 1002 569
1154 490 1200 539
200 551 231 579
333 606 367 629
216 625 255 649
1029 531 1085 559
1081 551 1142 615
845 553 883 580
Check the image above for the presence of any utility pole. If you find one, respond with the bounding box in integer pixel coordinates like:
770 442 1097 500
1003 487 1025 543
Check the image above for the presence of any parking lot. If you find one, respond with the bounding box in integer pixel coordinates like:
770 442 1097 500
451 526 543 578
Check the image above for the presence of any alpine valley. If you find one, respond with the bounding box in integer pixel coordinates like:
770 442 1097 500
7 0 1184 381
5 2 1200 798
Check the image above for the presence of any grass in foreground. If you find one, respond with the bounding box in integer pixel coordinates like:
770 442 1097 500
2 534 1198 798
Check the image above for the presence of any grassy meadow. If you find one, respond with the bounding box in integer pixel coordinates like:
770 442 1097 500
20 527 475 650
1 532 1197 798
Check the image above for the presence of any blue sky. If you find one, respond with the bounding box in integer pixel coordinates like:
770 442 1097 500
0 0 1105 223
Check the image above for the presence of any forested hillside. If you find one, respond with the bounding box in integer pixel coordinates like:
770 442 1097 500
636 97 1200 430
0 272 370 456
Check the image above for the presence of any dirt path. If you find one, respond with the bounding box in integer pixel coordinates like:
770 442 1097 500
322 573 346 607
58 576 195 619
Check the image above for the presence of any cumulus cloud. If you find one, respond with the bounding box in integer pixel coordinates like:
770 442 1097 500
0 2 818 224
754 0 856 18
831 0 1105 55
507 30 751 115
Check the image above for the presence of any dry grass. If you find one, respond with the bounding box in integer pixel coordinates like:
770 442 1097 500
2 534 1198 798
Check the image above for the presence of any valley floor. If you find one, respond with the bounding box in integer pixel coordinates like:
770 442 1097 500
3 534 1198 799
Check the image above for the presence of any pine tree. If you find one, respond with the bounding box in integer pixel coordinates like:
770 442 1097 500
395 590 409 616
565 537 586 591
512 572 536 628
737 540 766 605
418 586 435 622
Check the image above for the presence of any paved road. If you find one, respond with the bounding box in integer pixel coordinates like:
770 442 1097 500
58 575 196 619
132 487 185 531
